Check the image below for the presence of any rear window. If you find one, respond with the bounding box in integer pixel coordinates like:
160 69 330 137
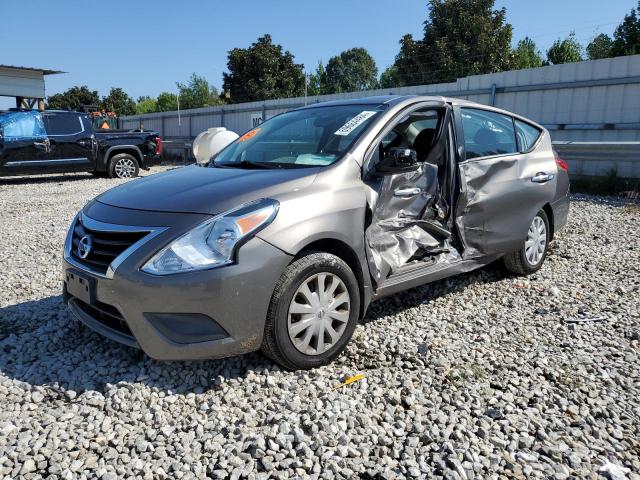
44 114 84 136
461 108 517 160
515 119 542 152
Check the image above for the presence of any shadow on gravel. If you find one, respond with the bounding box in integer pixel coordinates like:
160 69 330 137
0 173 93 185
363 261 509 324
0 295 272 395
0 261 517 395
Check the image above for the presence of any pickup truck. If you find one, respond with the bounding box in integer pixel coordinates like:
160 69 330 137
0 110 162 178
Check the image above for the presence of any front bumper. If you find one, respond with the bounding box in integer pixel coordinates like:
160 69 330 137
63 202 292 360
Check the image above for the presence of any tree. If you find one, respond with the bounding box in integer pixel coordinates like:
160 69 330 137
100 87 136 116
136 96 157 114
587 33 614 60
156 92 178 112
547 33 583 65
47 86 100 110
222 34 305 103
177 73 223 109
512 37 544 69
307 61 328 96
393 34 426 86
324 48 379 93
390 0 513 85
379 65 400 88
611 2 640 56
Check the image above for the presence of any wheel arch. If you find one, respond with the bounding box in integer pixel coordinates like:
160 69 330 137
105 146 143 167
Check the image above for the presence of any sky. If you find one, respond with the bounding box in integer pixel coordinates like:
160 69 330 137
0 0 636 108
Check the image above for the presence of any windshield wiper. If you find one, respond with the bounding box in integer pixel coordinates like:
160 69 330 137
218 160 276 170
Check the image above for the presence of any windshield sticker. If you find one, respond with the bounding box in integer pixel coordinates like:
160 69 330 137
238 128 261 142
334 111 377 136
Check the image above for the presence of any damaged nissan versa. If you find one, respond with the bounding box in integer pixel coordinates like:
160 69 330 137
63 96 570 369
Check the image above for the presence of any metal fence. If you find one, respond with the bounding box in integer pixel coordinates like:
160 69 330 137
122 54 640 178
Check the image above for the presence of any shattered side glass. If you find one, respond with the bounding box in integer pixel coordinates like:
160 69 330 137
0 111 47 141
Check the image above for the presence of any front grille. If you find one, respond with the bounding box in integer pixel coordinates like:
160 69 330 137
71 217 148 275
71 296 135 339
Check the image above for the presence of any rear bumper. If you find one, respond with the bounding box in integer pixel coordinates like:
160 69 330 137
63 206 292 361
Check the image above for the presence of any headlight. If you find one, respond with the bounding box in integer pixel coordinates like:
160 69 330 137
141 199 278 275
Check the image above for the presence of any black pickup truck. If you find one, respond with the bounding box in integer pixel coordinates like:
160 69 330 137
0 110 162 178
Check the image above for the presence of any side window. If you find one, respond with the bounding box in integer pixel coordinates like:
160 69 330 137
514 119 542 152
0 111 46 140
461 108 517 160
44 114 84 136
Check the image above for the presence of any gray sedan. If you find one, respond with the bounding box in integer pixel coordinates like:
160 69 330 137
63 96 570 369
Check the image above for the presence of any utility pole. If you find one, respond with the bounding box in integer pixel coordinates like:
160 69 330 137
177 93 181 126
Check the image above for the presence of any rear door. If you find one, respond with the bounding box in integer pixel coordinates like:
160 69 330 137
42 112 95 172
454 106 556 258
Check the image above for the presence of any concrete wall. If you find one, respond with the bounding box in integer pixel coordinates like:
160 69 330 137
121 55 640 178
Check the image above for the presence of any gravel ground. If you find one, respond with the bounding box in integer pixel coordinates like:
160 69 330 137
0 167 638 480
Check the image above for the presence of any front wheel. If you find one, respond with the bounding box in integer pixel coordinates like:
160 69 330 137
262 252 360 370
503 209 550 275
108 153 139 179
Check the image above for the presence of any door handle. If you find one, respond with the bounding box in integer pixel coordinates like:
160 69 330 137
531 172 554 183
394 187 422 197
33 138 51 153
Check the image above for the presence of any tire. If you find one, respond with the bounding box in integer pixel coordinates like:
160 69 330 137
503 209 550 275
108 153 139 179
261 252 360 370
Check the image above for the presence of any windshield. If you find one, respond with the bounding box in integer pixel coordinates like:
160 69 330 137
211 104 386 169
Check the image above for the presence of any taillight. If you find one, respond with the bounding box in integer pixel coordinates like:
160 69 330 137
155 137 163 155
554 150 568 172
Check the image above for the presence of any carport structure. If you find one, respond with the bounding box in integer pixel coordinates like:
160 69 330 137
0 64 64 110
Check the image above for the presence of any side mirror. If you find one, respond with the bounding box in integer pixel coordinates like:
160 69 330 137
375 147 419 175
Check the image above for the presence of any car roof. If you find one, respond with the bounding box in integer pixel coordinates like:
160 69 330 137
298 95 544 129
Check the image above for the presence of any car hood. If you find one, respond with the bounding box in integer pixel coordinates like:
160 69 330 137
96 164 320 215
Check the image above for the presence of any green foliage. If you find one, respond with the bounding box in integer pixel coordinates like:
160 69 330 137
324 48 379 94
393 34 425 86
547 33 583 65
587 33 614 60
222 34 305 103
379 65 400 88
136 96 157 114
611 1 640 56
390 0 514 86
100 87 136 116
307 61 327 96
156 92 178 112
177 73 223 110
512 37 544 69
46 86 100 110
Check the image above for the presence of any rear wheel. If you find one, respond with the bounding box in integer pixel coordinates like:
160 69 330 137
262 252 360 370
503 209 550 275
108 153 139 179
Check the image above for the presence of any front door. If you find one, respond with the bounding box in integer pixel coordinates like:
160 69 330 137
0 111 48 175
363 101 455 282
454 106 557 258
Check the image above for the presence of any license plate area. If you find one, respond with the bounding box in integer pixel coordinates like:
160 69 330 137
65 269 95 305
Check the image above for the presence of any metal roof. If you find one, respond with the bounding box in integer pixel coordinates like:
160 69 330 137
0 64 65 75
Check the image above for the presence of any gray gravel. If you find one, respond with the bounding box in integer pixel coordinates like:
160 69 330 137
0 167 639 479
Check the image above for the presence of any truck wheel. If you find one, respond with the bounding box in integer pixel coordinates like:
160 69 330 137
262 252 360 370
108 153 139 179
503 209 550 275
